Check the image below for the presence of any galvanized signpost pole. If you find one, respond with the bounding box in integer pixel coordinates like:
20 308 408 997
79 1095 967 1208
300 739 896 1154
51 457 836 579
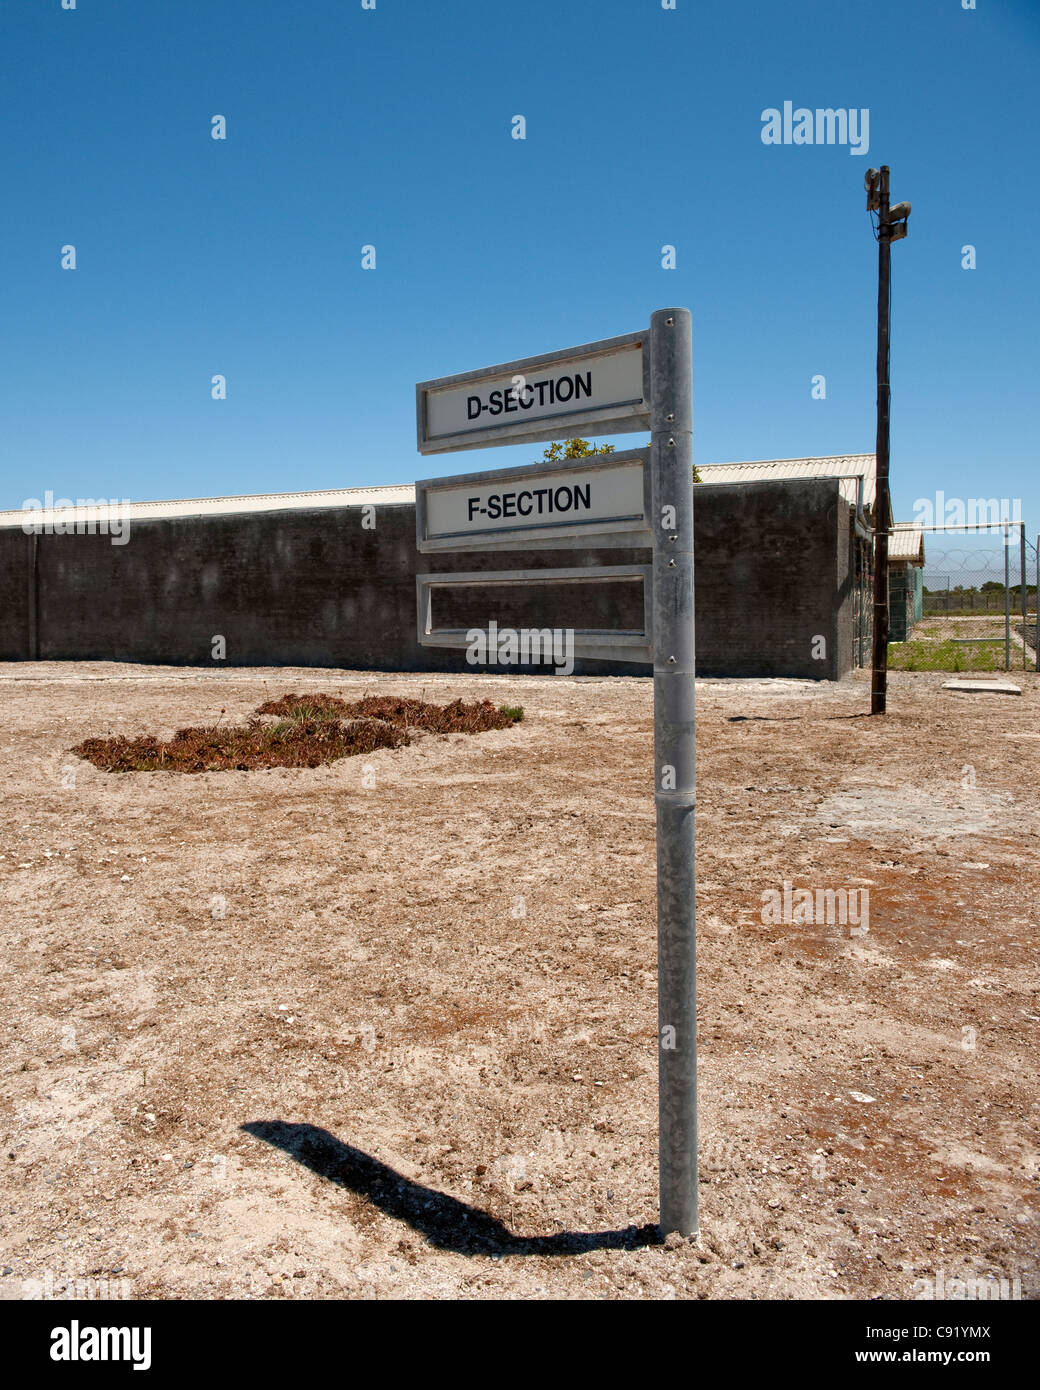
649 307 698 1238
416 307 699 1237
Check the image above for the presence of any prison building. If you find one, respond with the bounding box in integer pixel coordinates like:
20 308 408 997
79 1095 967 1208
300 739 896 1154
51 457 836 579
0 454 888 680
696 453 878 670
887 523 926 642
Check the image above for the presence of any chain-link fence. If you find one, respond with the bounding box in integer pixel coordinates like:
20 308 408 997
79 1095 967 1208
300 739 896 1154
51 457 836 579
1025 533 1039 668
888 523 1036 672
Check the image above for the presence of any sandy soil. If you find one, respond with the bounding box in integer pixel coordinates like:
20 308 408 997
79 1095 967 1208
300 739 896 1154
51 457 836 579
1 662 1037 1302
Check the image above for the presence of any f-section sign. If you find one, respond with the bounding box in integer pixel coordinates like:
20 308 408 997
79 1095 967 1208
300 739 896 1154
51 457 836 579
415 449 651 554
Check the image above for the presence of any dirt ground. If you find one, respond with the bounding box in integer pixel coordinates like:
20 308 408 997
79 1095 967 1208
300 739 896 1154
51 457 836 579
1 662 1037 1302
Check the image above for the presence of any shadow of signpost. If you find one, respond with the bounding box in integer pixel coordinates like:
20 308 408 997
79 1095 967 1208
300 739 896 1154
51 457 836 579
242 1121 662 1258
727 712 874 723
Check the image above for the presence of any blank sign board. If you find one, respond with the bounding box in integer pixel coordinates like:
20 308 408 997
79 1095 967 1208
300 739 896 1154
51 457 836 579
416 330 650 455
416 565 653 665
416 448 651 553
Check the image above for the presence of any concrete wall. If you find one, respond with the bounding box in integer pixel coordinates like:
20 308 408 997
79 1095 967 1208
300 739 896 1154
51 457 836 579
835 512 856 678
691 478 852 678
0 532 33 659
838 525 873 675
0 478 858 679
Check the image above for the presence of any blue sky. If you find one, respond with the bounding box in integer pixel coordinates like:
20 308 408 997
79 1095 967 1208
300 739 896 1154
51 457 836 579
1 0 1037 533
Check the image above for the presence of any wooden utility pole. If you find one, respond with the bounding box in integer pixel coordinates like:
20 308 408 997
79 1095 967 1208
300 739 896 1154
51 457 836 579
866 166 910 715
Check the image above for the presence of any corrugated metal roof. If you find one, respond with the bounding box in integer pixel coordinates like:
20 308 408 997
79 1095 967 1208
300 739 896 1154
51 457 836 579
889 522 925 562
698 454 876 510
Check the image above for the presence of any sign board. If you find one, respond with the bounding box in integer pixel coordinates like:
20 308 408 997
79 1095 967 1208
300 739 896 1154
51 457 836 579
416 330 650 455
416 564 653 665
416 448 651 553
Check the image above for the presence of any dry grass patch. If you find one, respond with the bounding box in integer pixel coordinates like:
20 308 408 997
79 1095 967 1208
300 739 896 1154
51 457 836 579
72 694 523 773
72 716 406 773
340 695 521 734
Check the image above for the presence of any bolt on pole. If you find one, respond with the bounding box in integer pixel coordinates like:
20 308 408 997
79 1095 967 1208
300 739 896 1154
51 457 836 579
649 307 698 1238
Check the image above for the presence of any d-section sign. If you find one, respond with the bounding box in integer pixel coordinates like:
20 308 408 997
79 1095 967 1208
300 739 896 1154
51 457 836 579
416 329 650 455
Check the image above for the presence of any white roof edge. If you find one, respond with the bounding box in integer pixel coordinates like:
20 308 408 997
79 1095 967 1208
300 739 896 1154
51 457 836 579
0 456 880 529
700 453 875 471
889 521 926 561
0 484 417 528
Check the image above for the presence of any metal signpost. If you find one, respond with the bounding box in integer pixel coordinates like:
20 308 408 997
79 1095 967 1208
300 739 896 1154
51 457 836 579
415 308 698 1238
